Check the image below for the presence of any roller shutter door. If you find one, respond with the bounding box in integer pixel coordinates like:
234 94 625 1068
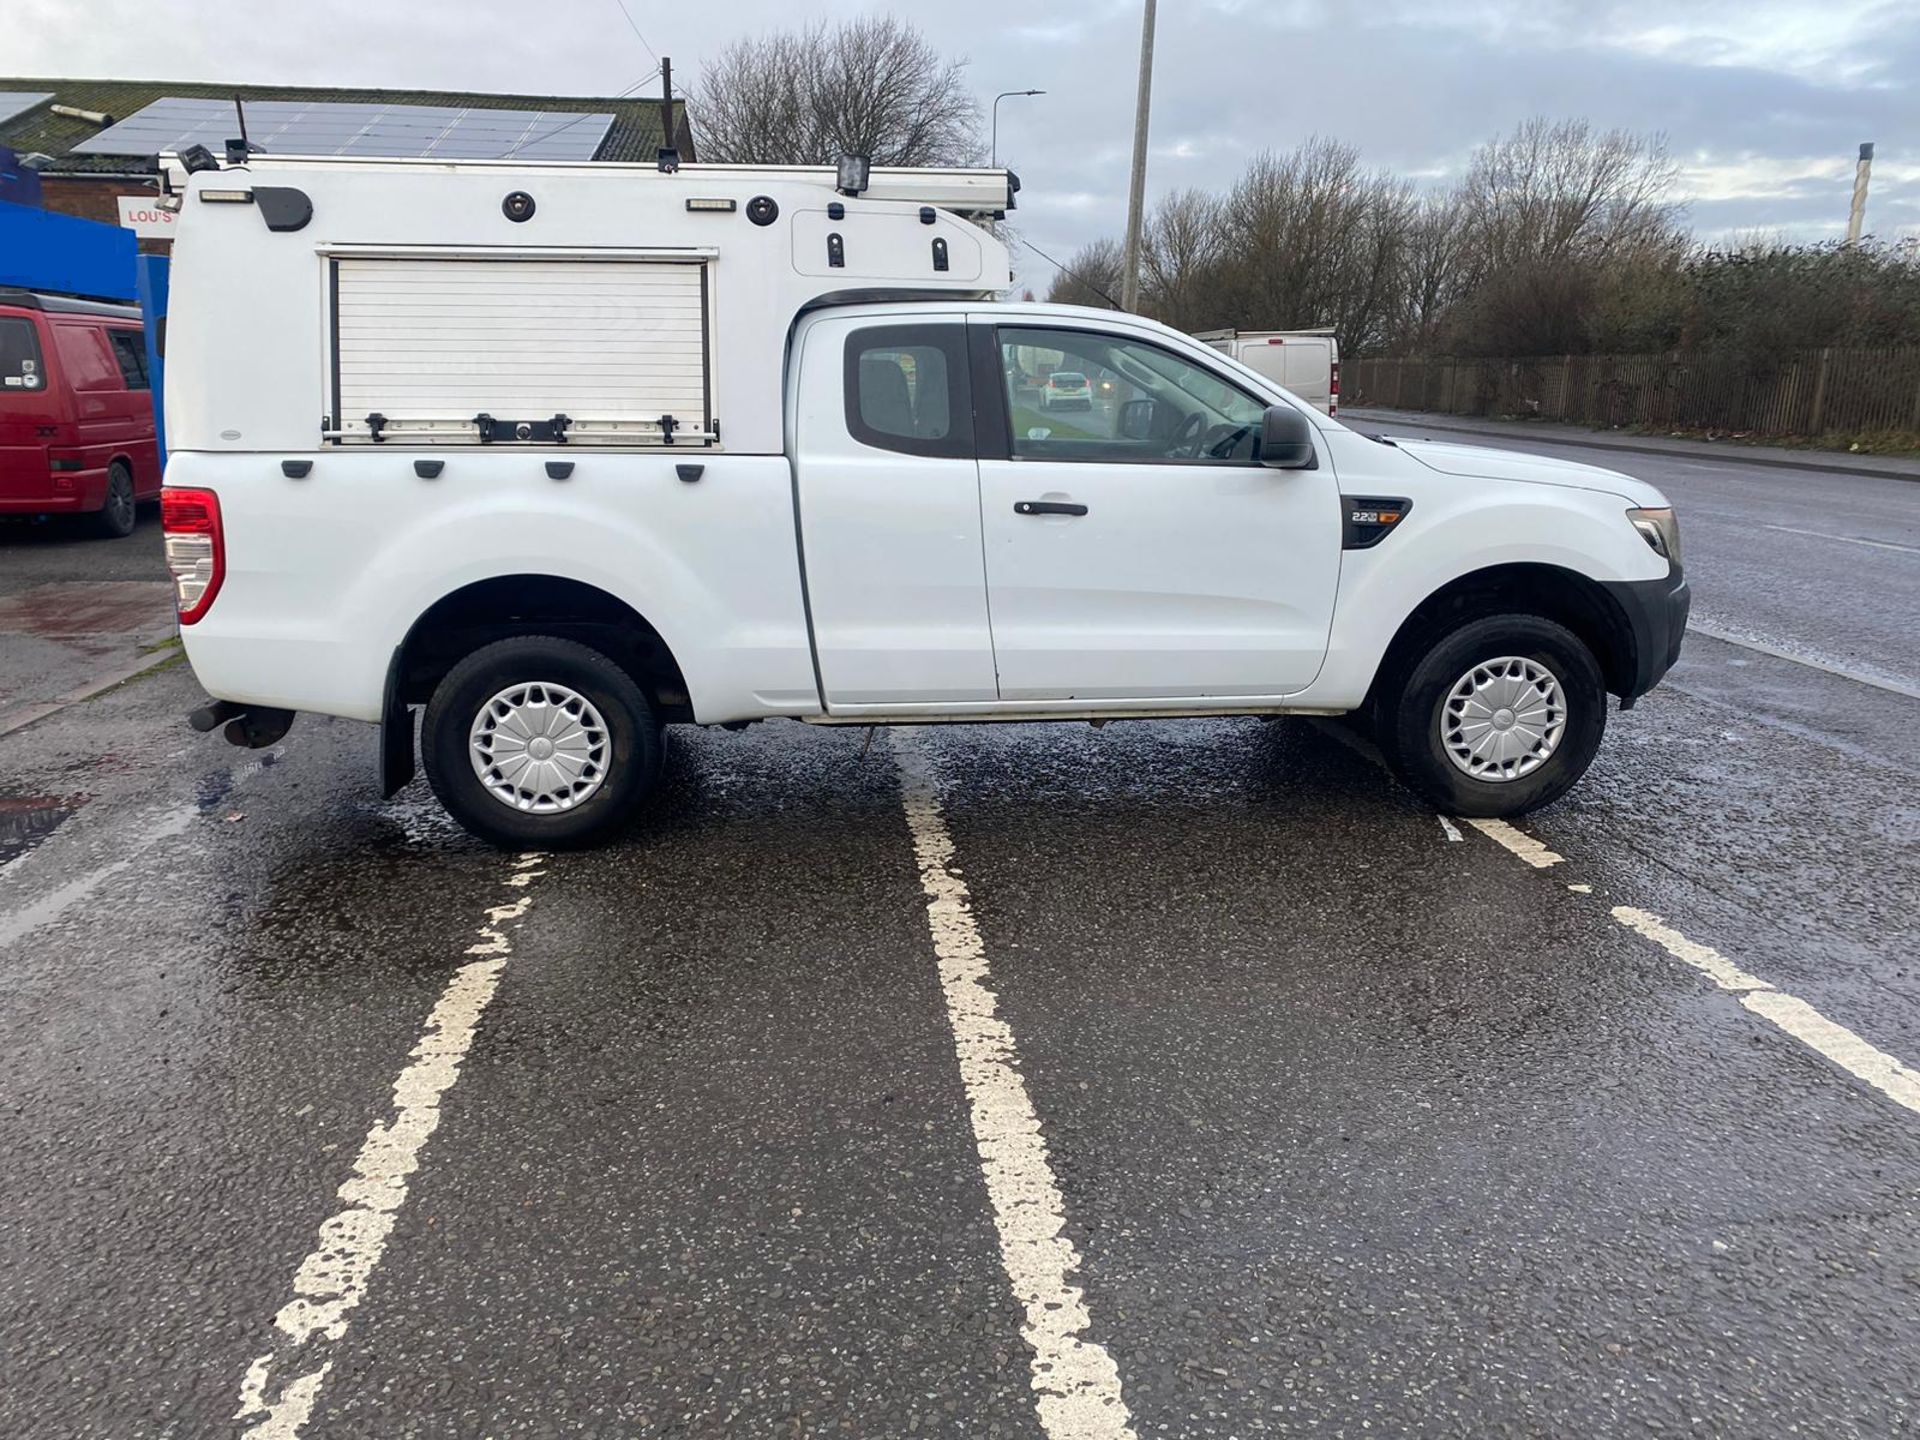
331 257 708 443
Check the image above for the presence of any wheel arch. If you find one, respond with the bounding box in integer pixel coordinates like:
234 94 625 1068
393 573 692 714
1364 562 1639 714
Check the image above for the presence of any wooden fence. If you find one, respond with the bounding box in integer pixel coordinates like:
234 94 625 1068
1348 349 1920 438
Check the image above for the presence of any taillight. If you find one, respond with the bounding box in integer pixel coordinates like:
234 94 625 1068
161 486 224 624
1329 360 1340 416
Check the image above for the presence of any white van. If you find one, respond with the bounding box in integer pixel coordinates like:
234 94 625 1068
1195 329 1340 415
158 152 1686 848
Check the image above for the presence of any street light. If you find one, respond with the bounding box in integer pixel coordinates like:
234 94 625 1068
991 89 1045 167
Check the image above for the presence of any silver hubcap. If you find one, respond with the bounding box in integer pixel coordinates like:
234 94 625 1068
469 681 610 813
1440 656 1567 782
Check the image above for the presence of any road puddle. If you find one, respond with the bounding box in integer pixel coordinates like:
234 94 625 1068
0 794 87 869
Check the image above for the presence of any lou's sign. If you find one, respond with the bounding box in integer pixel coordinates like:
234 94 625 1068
117 196 177 238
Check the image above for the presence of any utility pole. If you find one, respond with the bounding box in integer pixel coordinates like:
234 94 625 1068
1845 141 1874 247
1119 0 1157 312
659 57 676 160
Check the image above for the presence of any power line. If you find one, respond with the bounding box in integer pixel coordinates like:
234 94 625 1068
1017 234 1123 310
607 0 661 65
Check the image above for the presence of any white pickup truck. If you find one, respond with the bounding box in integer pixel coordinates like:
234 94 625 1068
159 153 1687 848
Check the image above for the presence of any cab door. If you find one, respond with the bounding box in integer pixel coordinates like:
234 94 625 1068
790 314 997 707
976 320 1341 702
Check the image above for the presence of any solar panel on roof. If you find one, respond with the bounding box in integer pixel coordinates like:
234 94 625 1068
0 91 54 127
67 97 617 161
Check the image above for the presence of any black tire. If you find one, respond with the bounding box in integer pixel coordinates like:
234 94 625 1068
93 462 137 539
422 635 663 850
1377 614 1605 818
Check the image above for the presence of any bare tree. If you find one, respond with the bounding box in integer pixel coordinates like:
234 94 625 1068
1443 118 1687 354
1140 189 1226 331
1043 237 1124 309
1037 118 1920 362
1393 193 1471 352
1456 118 1682 274
1203 138 1415 352
692 16 982 166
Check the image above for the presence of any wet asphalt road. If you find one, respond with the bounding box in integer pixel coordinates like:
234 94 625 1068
2 440 1918 1438
0 508 175 725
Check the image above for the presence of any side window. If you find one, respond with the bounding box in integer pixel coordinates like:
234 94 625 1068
107 330 150 391
0 317 45 391
844 324 973 460
998 326 1269 465
52 324 120 393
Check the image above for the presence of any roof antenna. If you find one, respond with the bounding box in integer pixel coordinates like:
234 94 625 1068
656 58 679 172
225 95 254 166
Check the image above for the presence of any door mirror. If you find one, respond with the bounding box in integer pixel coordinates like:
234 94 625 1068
1119 397 1157 441
1259 404 1316 469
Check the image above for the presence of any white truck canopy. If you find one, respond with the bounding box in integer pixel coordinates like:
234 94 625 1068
161 155 1015 455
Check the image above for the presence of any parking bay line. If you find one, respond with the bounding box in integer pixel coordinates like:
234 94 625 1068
0 748 285 949
1309 717 1920 1122
1612 907 1920 1116
891 732 1139 1440
234 853 549 1438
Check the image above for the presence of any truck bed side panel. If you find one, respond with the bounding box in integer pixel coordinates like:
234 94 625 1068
171 450 820 724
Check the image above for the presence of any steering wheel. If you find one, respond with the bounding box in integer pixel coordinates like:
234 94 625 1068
1169 411 1205 459
1201 422 1255 461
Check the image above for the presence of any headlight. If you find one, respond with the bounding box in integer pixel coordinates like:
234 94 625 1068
1627 506 1681 566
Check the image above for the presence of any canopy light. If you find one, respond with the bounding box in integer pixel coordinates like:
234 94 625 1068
685 197 736 212
835 154 870 196
198 188 255 204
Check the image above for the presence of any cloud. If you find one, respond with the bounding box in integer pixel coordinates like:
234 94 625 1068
12 0 1918 282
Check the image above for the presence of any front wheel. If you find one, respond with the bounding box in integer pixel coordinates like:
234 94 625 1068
421 635 662 850
1378 614 1606 818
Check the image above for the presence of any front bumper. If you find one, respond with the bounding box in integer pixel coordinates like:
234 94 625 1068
1602 564 1690 703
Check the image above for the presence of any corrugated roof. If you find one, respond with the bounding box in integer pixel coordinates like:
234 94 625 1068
0 76 692 171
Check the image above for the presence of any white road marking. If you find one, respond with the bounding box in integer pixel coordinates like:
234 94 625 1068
235 853 549 1437
1462 817 1564 868
1610 907 1771 991
891 733 1138 1440
0 748 284 946
1761 522 1920 555
1309 719 1562 866
1320 708 1920 1123
0 807 193 949
1612 906 1920 1116
1684 620 1920 700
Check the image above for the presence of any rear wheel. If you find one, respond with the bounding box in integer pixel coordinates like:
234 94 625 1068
422 635 662 850
1378 614 1605 817
93 462 137 539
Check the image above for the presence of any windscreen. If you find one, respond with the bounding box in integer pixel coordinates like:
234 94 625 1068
0 317 45 393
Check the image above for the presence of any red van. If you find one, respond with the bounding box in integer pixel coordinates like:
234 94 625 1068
0 289 161 538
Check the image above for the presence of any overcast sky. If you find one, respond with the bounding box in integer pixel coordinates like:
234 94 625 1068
14 0 1919 291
